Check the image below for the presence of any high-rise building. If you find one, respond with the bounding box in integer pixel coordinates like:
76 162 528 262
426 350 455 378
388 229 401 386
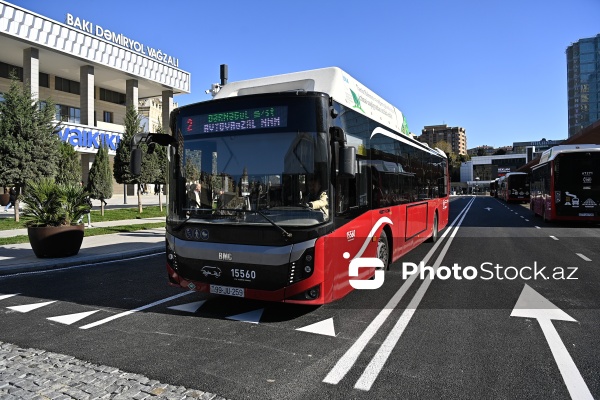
419 124 467 155
566 34 600 137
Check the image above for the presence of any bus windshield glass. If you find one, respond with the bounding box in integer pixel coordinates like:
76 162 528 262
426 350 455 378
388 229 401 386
171 95 330 227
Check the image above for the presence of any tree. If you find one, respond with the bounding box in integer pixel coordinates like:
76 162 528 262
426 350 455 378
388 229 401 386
113 105 146 212
88 142 112 216
151 121 168 211
0 74 61 222
56 142 82 186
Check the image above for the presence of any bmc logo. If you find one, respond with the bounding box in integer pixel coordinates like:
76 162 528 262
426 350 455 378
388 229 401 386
347 256 384 290
218 252 233 261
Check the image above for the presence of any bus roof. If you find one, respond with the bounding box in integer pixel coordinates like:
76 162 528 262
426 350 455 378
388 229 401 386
211 67 409 137
538 144 600 164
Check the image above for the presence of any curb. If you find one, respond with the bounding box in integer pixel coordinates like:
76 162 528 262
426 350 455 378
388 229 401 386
0 245 164 277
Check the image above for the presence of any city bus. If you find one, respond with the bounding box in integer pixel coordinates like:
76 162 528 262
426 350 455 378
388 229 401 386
497 172 530 203
530 144 600 222
132 67 450 304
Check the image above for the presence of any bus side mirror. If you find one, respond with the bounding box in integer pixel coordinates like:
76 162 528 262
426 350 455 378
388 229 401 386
130 148 142 176
339 146 356 178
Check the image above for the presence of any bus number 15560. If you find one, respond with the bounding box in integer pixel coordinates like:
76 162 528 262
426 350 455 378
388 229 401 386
231 269 256 280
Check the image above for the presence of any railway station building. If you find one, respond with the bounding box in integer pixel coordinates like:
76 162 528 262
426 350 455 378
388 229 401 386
0 1 191 195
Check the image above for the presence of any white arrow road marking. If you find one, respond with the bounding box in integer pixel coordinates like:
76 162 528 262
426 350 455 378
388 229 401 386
296 318 336 337
47 310 99 325
484 207 492 211
7 301 56 313
167 300 206 313
80 291 194 330
323 197 476 387
511 284 593 400
226 308 264 324
0 294 19 301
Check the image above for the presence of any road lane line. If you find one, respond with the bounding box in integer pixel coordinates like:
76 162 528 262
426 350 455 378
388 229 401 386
79 291 194 329
550 236 559 240
576 253 592 262
323 197 475 385
354 196 474 391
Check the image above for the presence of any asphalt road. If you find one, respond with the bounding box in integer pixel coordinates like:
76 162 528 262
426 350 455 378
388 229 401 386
0 196 598 399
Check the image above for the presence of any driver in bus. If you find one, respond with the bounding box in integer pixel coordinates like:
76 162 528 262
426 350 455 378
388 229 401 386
306 176 329 220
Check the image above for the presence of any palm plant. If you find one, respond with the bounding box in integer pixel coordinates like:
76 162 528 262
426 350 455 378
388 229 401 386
21 178 91 227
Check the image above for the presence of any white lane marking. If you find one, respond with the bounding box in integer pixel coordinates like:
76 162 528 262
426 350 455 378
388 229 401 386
7 301 56 313
525 219 529 222
226 308 264 324
511 285 593 400
0 253 164 279
550 236 559 241
47 310 99 325
296 318 336 337
520 216 524 218
0 294 19 301
79 291 194 329
354 196 474 391
167 300 206 313
535 226 541 229
323 197 475 385
576 253 592 262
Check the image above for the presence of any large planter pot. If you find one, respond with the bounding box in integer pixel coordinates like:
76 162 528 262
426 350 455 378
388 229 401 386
0 193 9 207
27 224 85 258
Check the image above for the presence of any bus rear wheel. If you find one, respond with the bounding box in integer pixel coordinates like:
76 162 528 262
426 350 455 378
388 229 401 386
377 230 390 271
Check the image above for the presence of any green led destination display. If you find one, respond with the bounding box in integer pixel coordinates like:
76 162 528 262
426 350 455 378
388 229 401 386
185 106 288 134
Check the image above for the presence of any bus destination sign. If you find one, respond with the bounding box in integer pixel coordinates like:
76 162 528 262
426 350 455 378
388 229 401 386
186 106 288 134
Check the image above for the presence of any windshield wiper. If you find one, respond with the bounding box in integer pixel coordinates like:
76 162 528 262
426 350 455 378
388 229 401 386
255 208 292 239
172 208 214 231
217 208 292 240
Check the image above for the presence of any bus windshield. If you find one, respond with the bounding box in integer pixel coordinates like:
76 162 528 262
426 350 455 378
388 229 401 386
170 95 331 227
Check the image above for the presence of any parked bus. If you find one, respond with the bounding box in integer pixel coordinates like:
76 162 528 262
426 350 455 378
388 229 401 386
132 67 449 304
530 144 600 222
497 172 530 203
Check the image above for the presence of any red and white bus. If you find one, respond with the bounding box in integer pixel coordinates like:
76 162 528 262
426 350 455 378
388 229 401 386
133 67 449 304
530 144 600 222
497 172 530 203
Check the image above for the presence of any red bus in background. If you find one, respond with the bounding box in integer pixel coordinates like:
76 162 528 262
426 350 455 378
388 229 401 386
498 172 530 203
134 67 450 305
530 144 600 222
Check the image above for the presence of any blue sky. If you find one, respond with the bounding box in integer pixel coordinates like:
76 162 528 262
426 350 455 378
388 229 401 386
9 0 600 148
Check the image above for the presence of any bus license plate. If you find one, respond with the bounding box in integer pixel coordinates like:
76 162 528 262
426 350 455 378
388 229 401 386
210 284 244 298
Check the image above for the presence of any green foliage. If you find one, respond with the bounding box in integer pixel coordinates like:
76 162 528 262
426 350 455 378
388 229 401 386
56 142 82 186
88 142 112 201
113 105 143 184
21 177 91 227
0 74 61 188
151 121 168 185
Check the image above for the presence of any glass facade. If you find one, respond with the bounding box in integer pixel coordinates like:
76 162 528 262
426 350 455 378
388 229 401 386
567 34 600 137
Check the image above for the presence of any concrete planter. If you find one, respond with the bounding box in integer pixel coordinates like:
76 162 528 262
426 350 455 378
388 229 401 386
27 224 85 258
0 193 9 207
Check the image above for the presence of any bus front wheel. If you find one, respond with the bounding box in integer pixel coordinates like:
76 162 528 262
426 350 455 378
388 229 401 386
427 213 439 243
377 230 390 271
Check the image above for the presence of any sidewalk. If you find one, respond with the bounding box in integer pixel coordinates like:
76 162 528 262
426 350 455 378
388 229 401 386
0 195 166 276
